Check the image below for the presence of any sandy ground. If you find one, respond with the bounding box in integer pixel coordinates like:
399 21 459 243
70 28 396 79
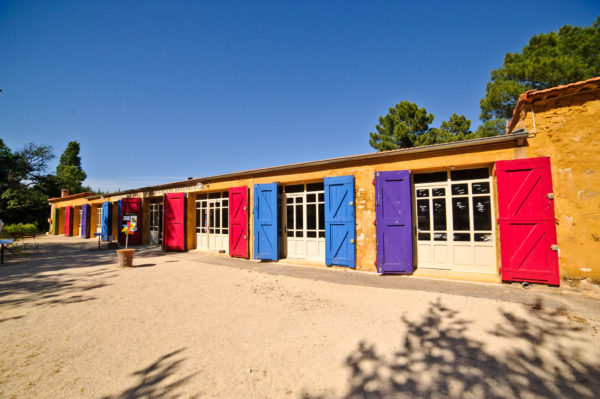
1 235 599 399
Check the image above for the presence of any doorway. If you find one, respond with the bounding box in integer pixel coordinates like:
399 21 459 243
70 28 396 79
195 192 228 253
149 201 163 245
282 183 325 262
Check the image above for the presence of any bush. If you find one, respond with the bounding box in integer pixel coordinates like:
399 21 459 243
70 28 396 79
1 223 38 238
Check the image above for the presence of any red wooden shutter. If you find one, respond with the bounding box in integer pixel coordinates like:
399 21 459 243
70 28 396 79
64 206 73 236
229 186 248 258
163 193 186 251
496 157 560 285
119 198 142 246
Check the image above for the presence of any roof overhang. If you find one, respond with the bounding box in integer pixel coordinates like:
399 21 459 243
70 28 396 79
86 131 529 200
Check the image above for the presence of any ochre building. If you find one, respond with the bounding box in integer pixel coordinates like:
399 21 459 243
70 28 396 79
48 77 600 285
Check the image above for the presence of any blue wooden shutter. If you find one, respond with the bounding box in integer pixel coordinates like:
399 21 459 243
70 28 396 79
375 170 413 274
253 183 278 260
101 201 112 241
325 175 356 268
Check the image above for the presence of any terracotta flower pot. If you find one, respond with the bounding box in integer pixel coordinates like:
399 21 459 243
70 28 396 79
116 249 135 268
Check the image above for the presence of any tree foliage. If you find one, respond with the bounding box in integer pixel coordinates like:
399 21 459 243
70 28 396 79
56 141 88 194
0 139 57 229
480 17 600 120
369 103 505 151
369 101 434 150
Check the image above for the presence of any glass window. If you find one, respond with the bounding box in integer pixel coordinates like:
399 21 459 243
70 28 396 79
307 193 316 203
318 193 324 202
287 206 294 229
452 198 470 231
417 199 430 231
475 233 493 242
432 198 446 231
472 182 490 194
451 168 489 181
472 197 492 230
307 231 316 238
434 233 447 241
296 231 303 237
285 184 304 193
418 232 430 241
318 203 324 230
222 207 228 230
209 192 221 199
416 189 429 198
307 204 316 230
451 184 468 196
453 233 470 241
414 172 447 184
296 205 303 229
307 182 324 192
432 188 445 197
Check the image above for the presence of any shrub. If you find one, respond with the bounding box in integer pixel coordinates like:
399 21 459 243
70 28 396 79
1 223 38 237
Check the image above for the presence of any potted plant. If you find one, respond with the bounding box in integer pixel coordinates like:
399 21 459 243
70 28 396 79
116 220 137 267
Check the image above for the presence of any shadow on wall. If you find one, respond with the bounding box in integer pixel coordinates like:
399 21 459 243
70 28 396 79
303 298 600 399
101 348 200 399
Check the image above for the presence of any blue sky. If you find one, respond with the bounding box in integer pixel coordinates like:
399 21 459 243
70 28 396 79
1 1 598 192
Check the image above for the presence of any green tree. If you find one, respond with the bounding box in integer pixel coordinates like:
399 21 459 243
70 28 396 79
480 17 600 121
475 119 507 137
0 139 56 229
56 141 88 194
369 101 434 150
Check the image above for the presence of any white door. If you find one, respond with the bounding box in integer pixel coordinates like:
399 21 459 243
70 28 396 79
283 183 325 263
96 207 102 233
195 192 228 253
414 168 496 274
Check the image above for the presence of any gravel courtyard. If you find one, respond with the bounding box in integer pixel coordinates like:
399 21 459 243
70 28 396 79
1 235 599 398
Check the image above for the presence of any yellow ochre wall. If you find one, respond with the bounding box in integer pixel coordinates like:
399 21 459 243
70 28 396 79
512 91 600 281
174 141 520 272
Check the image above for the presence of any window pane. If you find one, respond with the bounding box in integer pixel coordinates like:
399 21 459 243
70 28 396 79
434 233 447 241
222 207 228 229
307 204 316 230
454 233 470 241
307 182 324 192
287 205 294 229
472 182 490 194
296 205 303 229
285 184 303 193
418 232 430 241
451 184 468 196
287 197 293 204
296 196 303 203
475 233 493 242
413 171 447 184
416 189 429 198
223 199 228 207
432 198 446 231
417 199 430 230
307 194 316 203
209 208 215 229
287 230 294 237
451 168 489 181
432 188 445 197
318 193 324 202
318 231 325 238
452 198 470 231
318 203 324 230
215 207 221 229
296 231 303 237
223 229 228 235
472 196 492 230
209 192 221 199
307 231 316 238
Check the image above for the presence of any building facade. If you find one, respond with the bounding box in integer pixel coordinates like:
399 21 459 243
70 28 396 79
48 77 600 285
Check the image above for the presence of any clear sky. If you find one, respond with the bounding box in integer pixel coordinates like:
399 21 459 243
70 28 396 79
1 1 599 192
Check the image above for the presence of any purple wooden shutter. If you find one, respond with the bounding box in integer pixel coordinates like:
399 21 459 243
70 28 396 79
375 170 413 274
81 204 90 238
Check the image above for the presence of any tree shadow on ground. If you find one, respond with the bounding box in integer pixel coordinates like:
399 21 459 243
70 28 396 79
303 298 600 399
102 348 200 399
0 266 116 308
